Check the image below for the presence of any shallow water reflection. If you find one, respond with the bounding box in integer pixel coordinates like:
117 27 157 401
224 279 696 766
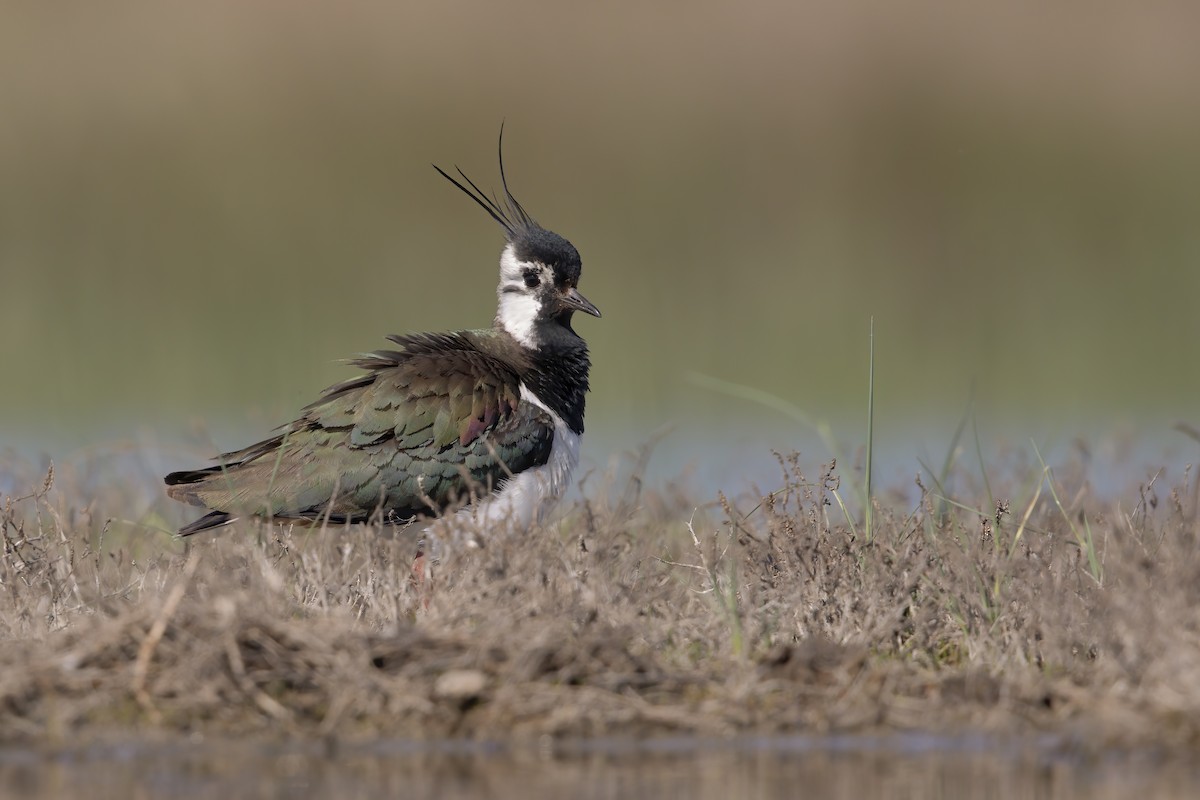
3 736 1197 800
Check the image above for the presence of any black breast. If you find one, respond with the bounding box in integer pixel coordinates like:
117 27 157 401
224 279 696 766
525 337 590 435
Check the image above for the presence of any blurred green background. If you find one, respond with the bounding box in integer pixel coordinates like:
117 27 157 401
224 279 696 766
2 1 1198 487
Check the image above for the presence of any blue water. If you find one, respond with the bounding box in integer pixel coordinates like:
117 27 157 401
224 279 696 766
2 410 1194 519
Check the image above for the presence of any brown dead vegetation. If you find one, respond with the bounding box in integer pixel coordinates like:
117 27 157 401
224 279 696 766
1 445 1199 752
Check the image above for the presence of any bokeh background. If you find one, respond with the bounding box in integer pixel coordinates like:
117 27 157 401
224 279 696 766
3 1 1198 494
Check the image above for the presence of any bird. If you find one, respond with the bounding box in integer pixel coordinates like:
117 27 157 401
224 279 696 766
164 133 600 549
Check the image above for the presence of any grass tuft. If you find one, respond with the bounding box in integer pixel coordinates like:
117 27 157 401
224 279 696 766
1 440 1199 751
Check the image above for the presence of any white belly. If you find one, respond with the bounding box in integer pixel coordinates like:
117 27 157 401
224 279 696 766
440 382 580 547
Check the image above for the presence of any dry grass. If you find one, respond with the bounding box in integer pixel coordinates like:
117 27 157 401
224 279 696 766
2 443 1199 752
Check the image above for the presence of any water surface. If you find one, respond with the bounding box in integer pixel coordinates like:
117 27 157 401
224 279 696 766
3 736 1196 800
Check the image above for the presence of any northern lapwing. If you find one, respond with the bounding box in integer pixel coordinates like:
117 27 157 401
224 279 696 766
164 134 600 551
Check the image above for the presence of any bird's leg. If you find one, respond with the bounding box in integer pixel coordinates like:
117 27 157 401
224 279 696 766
410 544 434 609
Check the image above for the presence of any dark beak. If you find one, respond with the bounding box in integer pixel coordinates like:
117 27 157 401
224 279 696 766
562 287 601 318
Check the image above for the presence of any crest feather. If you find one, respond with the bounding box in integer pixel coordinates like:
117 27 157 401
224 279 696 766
433 123 538 240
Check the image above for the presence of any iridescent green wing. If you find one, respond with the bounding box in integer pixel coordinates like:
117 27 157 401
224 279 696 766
166 332 553 526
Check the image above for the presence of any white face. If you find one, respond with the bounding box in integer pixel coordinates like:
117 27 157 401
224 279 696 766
496 243 555 348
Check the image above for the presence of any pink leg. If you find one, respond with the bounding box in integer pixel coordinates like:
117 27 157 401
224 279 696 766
410 549 433 609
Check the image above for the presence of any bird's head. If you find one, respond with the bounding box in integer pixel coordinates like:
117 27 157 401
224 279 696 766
435 130 600 349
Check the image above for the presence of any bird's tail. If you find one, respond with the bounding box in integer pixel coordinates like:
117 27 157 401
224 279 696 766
176 510 239 536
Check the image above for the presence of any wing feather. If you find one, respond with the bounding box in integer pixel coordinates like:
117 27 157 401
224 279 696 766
165 331 553 533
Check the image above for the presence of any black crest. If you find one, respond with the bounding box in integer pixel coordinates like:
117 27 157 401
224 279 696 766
434 124 540 241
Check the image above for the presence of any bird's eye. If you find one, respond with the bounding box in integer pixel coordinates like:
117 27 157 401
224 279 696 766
523 272 540 288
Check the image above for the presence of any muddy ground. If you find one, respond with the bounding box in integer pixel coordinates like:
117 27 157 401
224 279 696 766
2 447 1199 755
